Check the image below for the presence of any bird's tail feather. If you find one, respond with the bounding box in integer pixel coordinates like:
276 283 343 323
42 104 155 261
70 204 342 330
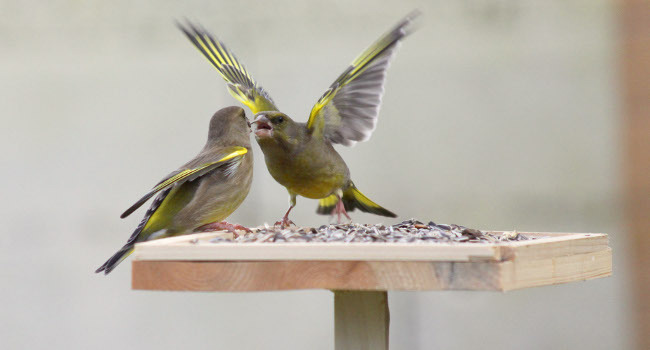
316 194 339 215
95 243 135 275
97 184 172 275
317 183 397 218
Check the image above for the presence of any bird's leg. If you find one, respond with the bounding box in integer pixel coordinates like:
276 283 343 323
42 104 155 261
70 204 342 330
195 221 252 237
275 205 295 229
333 196 352 224
275 192 297 229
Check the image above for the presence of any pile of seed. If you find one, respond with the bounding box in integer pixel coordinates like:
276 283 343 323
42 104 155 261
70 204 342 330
209 219 530 244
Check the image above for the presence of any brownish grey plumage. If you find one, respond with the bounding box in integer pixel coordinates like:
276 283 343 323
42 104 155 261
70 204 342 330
96 106 253 274
178 12 419 224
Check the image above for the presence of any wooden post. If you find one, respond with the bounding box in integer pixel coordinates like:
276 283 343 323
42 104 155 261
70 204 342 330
334 290 389 350
622 1 650 349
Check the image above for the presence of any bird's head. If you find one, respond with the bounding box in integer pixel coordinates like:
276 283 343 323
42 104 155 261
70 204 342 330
252 111 292 140
206 106 251 146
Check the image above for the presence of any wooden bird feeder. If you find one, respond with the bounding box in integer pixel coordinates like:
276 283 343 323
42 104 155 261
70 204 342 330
131 228 611 350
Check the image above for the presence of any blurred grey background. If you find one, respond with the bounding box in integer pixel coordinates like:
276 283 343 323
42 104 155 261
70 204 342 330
1 0 634 349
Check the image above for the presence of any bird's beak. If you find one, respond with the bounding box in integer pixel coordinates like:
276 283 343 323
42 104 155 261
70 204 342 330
252 114 273 138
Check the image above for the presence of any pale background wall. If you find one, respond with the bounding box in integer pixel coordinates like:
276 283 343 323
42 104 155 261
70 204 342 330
0 0 631 349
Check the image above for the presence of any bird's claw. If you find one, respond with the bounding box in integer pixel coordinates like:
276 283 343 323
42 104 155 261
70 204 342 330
274 218 295 229
195 221 253 237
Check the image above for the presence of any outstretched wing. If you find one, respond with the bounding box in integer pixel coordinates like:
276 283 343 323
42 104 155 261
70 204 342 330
306 11 419 146
120 146 248 219
177 21 278 114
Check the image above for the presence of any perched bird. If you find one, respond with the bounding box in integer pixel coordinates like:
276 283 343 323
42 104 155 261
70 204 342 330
178 12 418 225
96 106 253 274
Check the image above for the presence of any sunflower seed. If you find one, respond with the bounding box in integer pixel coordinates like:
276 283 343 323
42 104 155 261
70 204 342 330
212 219 530 244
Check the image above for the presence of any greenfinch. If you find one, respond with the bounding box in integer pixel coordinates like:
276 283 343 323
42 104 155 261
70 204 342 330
96 106 253 274
178 12 417 225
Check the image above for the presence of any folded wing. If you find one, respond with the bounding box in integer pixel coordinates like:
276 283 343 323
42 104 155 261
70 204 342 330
120 146 248 219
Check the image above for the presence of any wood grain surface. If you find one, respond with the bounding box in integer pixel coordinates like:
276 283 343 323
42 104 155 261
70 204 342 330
132 245 611 291
334 291 389 350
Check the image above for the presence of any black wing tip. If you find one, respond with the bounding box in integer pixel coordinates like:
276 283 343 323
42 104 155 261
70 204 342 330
392 10 422 39
175 18 213 42
95 244 134 275
120 206 135 219
175 18 196 30
120 191 156 219
95 261 111 275
174 18 186 29
94 263 113 275
175 18 195 36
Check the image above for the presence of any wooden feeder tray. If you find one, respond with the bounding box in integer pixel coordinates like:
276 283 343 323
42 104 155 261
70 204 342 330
131 226 611 349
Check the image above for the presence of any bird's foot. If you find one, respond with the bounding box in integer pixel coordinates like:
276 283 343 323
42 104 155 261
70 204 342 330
274 217 296 229
333 198 352 224
275 204 296 229
195 221 252 237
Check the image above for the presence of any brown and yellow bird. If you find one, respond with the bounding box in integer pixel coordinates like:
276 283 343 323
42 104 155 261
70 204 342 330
178 12 418 225
96 106 253 274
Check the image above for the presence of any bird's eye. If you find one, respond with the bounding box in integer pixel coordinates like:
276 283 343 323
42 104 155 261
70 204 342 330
276 116 284 123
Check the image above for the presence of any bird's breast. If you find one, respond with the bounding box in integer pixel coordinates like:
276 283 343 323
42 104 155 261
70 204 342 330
260 138 349 199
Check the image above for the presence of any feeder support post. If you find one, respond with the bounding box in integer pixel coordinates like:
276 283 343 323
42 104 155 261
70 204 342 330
333 290 390 350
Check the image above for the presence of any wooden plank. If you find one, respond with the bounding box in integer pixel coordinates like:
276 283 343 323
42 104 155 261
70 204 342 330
132 241 501 262
132 247 611 292
499 233 609 261
500 248 612 291
334 291 389 350
132 232 607 263
138 232 233 246
131 260 502 291
622 0 650 348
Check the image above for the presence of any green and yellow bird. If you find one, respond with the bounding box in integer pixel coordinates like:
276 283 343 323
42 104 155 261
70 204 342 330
178 12 417 225
96 106 253 274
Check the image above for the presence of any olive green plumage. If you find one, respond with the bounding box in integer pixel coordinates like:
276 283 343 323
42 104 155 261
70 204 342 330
178 12 419 222
254 114 349 200
96 106 253 274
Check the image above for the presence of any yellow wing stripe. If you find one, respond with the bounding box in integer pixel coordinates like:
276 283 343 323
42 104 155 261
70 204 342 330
306 12 417 130
152 147 247 193
178 22 278 114
181 26 255 95
217 41 235 67
196 35 232 83
349 40 389 77
194 34 229 79
216 146 248 162
206 36 227 66
306 40 386 130
120 147 247 219
200 33 250 89
308 48 382 125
